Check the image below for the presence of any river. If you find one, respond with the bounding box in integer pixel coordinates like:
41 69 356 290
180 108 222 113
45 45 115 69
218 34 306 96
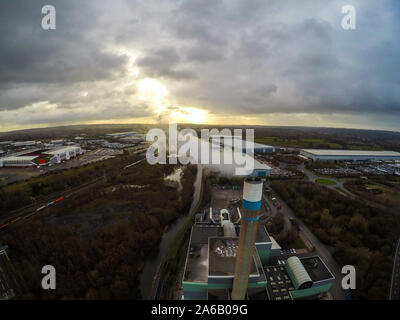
139 164 203 299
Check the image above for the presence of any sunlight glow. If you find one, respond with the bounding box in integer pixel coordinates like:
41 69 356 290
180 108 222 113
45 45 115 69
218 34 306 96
171 107 208 124
137 78 168 97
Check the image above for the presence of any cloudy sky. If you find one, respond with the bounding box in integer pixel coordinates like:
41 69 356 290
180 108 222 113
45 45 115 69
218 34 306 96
0 0 399 132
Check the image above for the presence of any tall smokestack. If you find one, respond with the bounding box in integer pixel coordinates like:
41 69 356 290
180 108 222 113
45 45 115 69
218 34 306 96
232 177 263 300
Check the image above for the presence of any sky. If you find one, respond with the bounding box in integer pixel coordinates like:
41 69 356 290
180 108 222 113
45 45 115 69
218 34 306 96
0 0 399 132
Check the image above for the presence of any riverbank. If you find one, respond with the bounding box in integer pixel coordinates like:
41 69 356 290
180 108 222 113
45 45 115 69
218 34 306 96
149 165 204 300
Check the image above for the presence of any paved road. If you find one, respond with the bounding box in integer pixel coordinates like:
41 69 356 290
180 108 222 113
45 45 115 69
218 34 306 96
389 239 400 300
262 193 291 237
268 184 346 300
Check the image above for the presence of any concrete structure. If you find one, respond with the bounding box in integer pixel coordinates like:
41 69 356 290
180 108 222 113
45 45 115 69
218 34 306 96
232 178 263 300
300 149 400 162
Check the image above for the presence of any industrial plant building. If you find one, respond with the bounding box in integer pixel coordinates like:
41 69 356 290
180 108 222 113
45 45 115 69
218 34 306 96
182 219 334 300
300 149 400 162
182 178 334 300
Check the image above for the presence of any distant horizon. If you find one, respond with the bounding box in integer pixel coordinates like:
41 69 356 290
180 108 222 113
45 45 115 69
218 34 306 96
0 121 399 136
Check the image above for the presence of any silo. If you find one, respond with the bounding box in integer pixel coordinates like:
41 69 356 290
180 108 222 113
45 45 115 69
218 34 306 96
232 177 263 300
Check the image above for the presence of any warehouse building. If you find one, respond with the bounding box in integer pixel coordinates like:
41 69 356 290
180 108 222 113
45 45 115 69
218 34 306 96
211 136 275 154
104 132 138 138
0 146 83 167
182 221 273 300
300 149 400 162
0 156 37 167
47 146 83 164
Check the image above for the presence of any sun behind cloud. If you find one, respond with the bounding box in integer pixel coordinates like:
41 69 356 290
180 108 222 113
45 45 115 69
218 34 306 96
171 107 208 124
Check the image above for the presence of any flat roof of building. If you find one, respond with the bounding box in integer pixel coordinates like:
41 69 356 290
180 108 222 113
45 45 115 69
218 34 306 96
184 223 270 283
264 265 294 300
208 237 259 277
222 138 275 151
184 224 221 283
300 256 335 283
301 149 400 157
0 156 37 161
3 148 42 158
46 146 81 155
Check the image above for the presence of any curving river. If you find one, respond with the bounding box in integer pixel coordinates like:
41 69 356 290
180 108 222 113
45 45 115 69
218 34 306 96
139 164 203 299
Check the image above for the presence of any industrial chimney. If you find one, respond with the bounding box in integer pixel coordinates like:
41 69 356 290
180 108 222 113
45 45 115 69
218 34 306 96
232 177 263 300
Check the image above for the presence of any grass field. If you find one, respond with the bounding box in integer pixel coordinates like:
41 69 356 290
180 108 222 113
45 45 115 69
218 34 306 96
315 178 336 186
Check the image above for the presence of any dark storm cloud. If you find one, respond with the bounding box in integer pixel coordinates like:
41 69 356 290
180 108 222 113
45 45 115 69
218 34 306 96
0 0 129 111
0 0 399 129
162 0 400 118
136 47 196 80
0 1 129 83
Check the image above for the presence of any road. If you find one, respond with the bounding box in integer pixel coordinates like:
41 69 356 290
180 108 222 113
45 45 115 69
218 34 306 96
298 164 399 215
262 193 291 237
389 239 400 300
267 183 346 300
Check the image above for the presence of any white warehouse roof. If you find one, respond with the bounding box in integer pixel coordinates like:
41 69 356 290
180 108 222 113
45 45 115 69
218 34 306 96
46 146 81 155
221 138 275 152
0 156 37 161
301 149 400 157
